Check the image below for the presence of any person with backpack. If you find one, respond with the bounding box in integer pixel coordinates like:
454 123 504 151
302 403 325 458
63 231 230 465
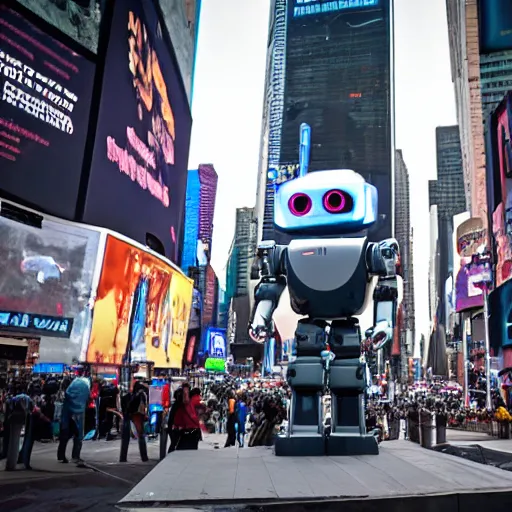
120 380 149 462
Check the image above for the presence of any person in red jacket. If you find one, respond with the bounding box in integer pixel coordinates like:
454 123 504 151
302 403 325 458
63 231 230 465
172 386 203 450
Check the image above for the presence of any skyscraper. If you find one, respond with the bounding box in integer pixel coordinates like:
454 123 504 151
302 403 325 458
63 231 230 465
427 126 466 376
256 0 395 244
446 0 512 220
394 150 415 381
181 164 218 273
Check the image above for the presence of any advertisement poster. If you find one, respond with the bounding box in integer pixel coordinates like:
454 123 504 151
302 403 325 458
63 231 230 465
292 0 379 17
183 327 200 366
157 0 198 103
206 327 226 359
0 3 95 218
15 0 103 53
455 217 487 312
86 235 192 368
0 206 99 363
84 0 192 263
491 95 512 288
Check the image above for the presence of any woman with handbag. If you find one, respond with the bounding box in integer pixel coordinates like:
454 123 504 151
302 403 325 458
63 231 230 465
172 386 203 450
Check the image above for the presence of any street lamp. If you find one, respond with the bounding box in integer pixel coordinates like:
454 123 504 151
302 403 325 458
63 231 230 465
465 250 493 410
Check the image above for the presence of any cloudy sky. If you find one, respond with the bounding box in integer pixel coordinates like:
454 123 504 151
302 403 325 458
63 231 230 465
188 0 457 343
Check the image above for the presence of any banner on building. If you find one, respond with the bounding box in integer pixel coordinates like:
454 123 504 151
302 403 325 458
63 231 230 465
455 217 487 312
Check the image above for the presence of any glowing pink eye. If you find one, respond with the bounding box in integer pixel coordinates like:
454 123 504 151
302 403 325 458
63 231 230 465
288 193 312 216
323 190 349 213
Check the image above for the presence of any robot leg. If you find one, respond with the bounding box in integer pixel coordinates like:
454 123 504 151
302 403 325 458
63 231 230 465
328 319 378 456
275 319 326 457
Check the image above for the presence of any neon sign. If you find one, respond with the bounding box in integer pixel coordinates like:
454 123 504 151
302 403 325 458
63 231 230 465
293 0 379 17
0 310 73 338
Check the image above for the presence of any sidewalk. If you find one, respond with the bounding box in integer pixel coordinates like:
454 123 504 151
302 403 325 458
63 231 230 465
446 429 512 454
0 432 226 485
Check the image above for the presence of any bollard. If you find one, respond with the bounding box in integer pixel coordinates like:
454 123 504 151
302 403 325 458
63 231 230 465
419 411 433 449
159 413 168 460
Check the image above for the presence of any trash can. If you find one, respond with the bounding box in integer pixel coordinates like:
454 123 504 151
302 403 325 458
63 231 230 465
419 411 434 449
499 422 511 439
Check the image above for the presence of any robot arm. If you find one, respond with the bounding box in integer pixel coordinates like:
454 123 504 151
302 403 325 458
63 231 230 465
366 238 400 350
248 241 287 343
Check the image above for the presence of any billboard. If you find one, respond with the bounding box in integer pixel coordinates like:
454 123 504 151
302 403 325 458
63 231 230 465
183 327 200 366
14 0 103 54
263 0 392 243
487 94 512 288
157 0 198 103
83 0 192 263
85 234 193 368
455 217 487 312
489 278 512 350
0 3 95 219
0 200 99 363
479 0 512 53
205 327 226 359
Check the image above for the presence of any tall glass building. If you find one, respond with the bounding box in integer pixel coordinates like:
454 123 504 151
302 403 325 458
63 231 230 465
256 0 395 244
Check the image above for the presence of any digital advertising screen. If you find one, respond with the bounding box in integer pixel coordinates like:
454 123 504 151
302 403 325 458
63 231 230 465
15 0 103 54
0 3 95 219
85 235 193 368
489 94 512 288
205 327 226 360
183 327 200 366
0 201 99 363
83 0 192 264
478 0 512 53
265 0 392 243
455 218 487 312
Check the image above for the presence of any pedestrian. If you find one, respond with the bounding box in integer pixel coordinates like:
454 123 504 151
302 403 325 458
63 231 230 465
120 381 149 462
5 388 34 471
57 369 91 464
172 386 203 450
224 389 237 447
236 394 248 448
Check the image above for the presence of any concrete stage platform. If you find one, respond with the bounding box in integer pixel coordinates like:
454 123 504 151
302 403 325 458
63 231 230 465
118 440 512 511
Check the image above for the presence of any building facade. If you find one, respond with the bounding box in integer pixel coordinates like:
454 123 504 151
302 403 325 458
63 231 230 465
181 165 218 273
256 0 395 244
446 0 512 223
394 150 415 381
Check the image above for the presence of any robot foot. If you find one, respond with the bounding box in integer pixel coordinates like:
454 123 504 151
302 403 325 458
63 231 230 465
327 434 379 456
274 435 325 457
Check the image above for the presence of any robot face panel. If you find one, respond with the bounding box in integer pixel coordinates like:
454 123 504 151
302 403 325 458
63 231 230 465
274 169 378 235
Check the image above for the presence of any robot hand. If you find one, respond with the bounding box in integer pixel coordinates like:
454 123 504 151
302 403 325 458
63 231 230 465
365 321 393 351
248 275 286 343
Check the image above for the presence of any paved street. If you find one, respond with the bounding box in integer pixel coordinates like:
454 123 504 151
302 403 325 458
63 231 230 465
0 437 160 512
0 433 225 512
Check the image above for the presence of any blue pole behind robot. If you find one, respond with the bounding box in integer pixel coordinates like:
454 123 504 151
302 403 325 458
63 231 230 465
250 123 399 456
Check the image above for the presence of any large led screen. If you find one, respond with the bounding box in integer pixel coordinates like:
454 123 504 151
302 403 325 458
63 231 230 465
479 0 512 53
157 0 198 103
0 3 95 218
85 235 193 369
490 94 512 288
83 0 192 264
264 0 392 243
0 200 99 363
15 0 103 54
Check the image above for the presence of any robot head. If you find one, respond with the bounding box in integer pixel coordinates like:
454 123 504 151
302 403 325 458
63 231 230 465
273 169 378 236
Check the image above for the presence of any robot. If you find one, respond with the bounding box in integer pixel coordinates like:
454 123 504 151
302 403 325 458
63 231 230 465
248 124 399 456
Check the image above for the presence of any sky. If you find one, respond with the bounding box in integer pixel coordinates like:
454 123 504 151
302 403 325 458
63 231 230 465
188 0 457 344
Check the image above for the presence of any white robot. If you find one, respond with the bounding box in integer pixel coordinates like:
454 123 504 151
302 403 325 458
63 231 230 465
249 124 399 456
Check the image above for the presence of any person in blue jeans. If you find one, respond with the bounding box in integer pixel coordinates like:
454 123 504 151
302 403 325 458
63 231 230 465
57 371 91 464
236 397 248 448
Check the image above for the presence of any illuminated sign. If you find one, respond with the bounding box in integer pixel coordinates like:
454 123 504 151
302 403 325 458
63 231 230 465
0 310 73 338
293 0 379 17
204 357 226 372
206 327 227 360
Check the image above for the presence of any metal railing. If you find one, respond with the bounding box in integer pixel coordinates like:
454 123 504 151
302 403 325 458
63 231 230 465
448 420 499 437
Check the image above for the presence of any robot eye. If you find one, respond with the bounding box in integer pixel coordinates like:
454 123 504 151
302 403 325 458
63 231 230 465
322 189 353 214
288 193 312 216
